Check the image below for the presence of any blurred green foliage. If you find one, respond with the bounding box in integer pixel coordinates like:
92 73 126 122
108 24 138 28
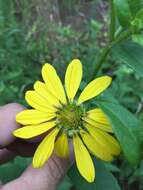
0 0 143 190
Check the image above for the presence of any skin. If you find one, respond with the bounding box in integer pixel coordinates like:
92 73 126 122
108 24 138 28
0 103 70 190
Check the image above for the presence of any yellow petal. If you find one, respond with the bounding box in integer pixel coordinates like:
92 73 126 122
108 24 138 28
13 121 56 139
34 81 61 108
65 59 82 101
42 64 66 104
93 129 121 156
33 128 59 168
73 134 95 183
55 132 69 158
78 76 112 104
16 109 56 125
85 125 120 157
87 108 111 125
25 90 57 113
83 108 113 133
81 130 113 162
84 118 113 133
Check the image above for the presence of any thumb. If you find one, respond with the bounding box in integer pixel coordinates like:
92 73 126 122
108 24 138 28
1 154 69 190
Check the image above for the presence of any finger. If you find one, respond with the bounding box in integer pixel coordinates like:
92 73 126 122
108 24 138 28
0 103 50 146
1 154 69 190
0 103 54 157
7 139 38 157
0 103 24 148
0 149 15 165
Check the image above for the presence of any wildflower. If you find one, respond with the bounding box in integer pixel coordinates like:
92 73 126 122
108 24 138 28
13 59 120 182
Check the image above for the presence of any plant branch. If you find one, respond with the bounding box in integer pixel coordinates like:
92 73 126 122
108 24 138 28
90 29 132 80
109 0 116 42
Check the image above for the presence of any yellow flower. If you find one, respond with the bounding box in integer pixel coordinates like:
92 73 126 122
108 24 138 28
13 59 120 183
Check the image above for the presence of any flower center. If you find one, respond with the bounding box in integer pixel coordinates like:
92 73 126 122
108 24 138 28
56 102 85 135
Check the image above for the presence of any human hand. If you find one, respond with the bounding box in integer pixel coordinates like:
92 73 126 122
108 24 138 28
0 103 69 190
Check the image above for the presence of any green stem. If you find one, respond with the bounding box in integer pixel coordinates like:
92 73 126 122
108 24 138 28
93 47 112 76
90 29 132 79
109 0 116 42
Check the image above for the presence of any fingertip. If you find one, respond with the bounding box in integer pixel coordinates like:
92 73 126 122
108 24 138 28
0 103 25 147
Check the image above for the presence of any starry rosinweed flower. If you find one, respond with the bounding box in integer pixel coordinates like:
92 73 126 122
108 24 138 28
13 59 121 183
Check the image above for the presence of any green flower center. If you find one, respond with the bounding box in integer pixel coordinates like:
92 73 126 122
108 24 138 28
56 102 85 137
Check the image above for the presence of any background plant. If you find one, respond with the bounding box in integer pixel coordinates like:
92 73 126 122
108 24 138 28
0 0 143 189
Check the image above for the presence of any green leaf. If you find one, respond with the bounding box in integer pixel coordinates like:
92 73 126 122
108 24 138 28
114 0 132 27
68 159 121 190
112 41 143 77
0 157 30 183
58 176 72 190
0 163 23 183
131 9 143 32
114 0 143 28
132 34 143 46
128 0 143 16
96 93 141 165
